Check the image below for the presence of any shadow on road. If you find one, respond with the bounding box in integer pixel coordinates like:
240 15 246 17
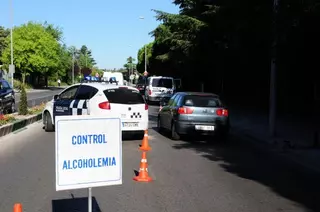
153 127 320 212
52 196 101 212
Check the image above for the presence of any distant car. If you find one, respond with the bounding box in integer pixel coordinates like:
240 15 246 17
145 76 175 103
42 80 148 139
0 79 15 114
157 92 230 140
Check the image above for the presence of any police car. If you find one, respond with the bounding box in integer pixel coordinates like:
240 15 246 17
42 79 148 139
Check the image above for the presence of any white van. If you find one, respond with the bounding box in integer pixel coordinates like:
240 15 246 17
145 76 175 103
102 72 124 85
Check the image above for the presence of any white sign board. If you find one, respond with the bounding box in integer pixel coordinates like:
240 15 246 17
55 115 122 191
9 64 15 74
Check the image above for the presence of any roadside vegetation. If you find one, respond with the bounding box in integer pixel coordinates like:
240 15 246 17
0 102 46 126
0 22 100 87
133 0 319 115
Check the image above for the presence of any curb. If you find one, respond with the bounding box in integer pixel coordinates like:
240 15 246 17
0 113 42 137
231 127 320 175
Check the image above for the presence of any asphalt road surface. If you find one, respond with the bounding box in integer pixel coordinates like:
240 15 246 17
0 105 320 212
15 87 64 110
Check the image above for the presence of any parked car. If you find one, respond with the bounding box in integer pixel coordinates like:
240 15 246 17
157 92 229 140
0 79 15 114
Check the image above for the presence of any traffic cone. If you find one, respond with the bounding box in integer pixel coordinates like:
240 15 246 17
133 151 152 182
13 203 22 212
139 130 151 151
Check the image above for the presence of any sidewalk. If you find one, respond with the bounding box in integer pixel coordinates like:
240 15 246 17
229 106 320 174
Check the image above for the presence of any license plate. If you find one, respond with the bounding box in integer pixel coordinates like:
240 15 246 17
123 122 139 127
195 125 214 131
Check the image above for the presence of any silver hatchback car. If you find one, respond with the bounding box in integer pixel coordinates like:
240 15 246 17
157 92 230 140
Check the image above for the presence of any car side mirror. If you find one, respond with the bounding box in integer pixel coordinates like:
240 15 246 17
53 94 59 100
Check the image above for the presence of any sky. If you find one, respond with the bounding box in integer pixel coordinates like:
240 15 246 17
0 0 179 69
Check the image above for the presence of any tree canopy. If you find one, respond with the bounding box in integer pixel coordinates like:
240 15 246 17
0 21 98 85
135 0 320 113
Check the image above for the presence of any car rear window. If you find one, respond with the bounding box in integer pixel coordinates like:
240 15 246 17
151 78 173 88
183 95 222 107
103 88 145 104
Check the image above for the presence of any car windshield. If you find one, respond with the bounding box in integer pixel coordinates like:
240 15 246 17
103 88 145 104
183 95 222 107
151 78 173 88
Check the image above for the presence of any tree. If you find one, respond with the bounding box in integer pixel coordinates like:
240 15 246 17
43 21 63 42
136 0 320 115
123 56 136 72
0 26 10 65
136 42 153 73
78 45 96 69
18 85 28 115
1 22 60 84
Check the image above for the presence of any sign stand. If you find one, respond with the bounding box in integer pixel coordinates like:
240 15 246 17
88 187 92 212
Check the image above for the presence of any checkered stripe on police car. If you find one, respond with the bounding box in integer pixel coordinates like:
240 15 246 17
70 99 88 115
130 112 142 118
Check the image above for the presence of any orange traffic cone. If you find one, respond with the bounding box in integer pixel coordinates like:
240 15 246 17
139 130 151 151
133 151 153 182
13 203 22 212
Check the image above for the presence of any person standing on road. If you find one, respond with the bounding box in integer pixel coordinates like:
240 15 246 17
57 79 61 87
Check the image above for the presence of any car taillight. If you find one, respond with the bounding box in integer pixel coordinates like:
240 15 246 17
148 90 152 95
216 109 228 116
145 104 148 110
99 101 111 110
178 107 193 114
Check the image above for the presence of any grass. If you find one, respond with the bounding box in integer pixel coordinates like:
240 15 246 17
0 102 46 126
48 80 69 87
14 79 33 90
28 102 46 115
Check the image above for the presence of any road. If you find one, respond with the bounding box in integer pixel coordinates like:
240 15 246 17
15 88 64 110
0 105 320 212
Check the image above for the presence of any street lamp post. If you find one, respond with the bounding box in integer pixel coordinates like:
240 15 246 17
269 0 279 137
10 0 14 89
72 52 75 84
139 16 147 74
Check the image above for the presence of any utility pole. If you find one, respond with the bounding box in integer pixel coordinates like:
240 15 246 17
269 0 279 137
144 45 147 73
72 51 75 84
139 16 147 73
10 0 14 88
85 51 87 67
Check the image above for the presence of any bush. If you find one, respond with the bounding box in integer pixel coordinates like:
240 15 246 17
0 114 16 126
18 85 28 115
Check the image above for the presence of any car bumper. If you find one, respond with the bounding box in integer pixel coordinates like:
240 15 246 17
175 120 229 136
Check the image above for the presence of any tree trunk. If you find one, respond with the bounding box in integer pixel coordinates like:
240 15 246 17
22 71 26 85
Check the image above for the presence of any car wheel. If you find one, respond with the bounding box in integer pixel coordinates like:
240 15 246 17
44 112 54 132
171 122 180 140
157 117 163 133
8 101 15 114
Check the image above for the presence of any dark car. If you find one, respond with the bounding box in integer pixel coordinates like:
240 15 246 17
0 79 15 114
136 77 147 95
157 92 230 140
